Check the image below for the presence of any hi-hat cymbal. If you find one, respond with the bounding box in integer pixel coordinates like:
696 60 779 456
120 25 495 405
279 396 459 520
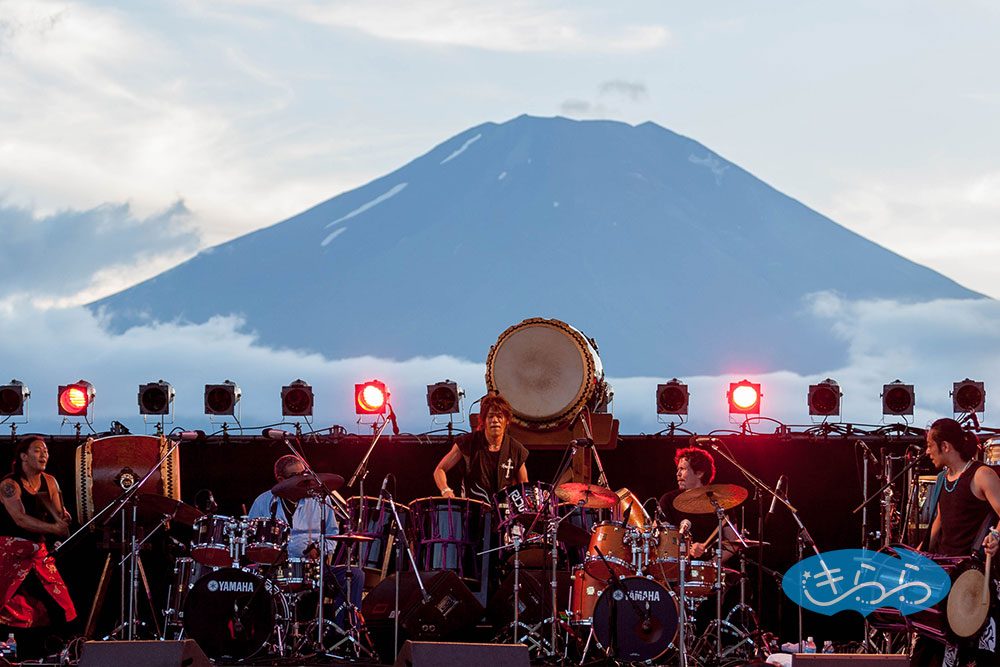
138 493 204 526
271 472 344 501
555 483 618 509
510 512 591 547
328 533 375 543
672 484 748 514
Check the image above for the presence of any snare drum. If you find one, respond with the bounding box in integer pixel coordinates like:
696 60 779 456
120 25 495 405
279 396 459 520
410 496 489 583
244 517 289 564
273 557 320 592
683 559 720 598
584 521 636 580
191 515 241 567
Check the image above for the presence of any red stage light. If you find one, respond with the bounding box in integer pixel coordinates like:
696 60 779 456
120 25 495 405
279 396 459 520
728 380 761 415
58 381 94 416
355 380 388 414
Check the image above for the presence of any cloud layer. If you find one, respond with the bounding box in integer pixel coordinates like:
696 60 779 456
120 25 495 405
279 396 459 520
3 292 998 439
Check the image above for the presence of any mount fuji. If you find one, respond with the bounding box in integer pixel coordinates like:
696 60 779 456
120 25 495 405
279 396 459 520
90 115 982 378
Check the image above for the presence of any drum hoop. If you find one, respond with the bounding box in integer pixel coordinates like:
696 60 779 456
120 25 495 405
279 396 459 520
486 317 600 430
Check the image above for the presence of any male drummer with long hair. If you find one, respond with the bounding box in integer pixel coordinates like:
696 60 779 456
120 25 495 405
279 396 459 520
0 436 76 659
433 392 529 504
912 418 1000 666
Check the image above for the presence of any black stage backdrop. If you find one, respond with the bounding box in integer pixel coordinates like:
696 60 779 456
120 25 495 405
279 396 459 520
0 431 931 647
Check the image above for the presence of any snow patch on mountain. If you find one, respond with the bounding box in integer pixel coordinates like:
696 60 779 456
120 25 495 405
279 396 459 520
440 133 482 164
324 183 408 229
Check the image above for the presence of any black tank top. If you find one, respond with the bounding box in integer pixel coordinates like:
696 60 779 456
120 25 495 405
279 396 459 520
933 461 993 556
0 473 50 542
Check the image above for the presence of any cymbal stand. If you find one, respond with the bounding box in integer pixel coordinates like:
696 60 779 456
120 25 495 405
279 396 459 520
386 489 429 660
678 524 690 667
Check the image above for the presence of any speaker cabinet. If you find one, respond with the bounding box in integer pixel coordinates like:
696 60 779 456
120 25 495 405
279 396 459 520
363 570 484 639
393 640 530 667
791 655 910 666
79 640 212 667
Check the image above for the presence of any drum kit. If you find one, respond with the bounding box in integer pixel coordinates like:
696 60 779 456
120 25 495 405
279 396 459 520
481 478 765 665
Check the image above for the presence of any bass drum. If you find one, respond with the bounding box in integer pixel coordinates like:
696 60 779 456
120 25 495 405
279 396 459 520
592 576 678 663
183 567 288 661
486 318 610 430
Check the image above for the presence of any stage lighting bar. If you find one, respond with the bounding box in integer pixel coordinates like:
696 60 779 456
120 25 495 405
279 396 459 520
952 379 985 414
728 379 761 416
882 380 914 416
355 380 388 415
138 381 174 415
656 379 689 415
808 378 841 417
0 380 29 417
282 379 314 417
58 380 95 417
427 380 463 415
205 380 241 416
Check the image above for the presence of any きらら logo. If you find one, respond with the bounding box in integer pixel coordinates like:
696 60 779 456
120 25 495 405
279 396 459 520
782 548 952 617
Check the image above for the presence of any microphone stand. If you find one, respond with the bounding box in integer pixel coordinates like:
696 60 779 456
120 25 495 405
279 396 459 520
384 488 428 660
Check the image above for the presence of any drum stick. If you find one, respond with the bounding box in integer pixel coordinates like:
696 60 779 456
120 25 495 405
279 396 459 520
983 551 992 606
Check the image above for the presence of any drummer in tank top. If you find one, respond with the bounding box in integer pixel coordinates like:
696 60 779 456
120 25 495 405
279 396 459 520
923 418 1000 557
433 393 529 503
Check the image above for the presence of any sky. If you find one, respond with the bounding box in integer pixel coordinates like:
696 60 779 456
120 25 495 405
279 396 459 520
2 0 1000 437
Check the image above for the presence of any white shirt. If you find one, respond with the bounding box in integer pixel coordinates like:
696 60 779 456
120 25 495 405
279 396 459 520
247 489 339 558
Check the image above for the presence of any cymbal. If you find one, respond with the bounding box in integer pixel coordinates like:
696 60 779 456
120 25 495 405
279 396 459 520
138 493 204 526
327 533 375 543
271 473 344 501
672 484 748 514
555 483 618 509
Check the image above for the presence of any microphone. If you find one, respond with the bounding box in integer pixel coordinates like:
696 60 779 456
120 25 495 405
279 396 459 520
769 475 788 515
374 475 390 513
176 430 206 440
571 438 594 448
970 411 982 431
270 498 278 520
262 428 294 440
679 519 692 535
205 490 218 514
689 436 718 447
655 503 669 525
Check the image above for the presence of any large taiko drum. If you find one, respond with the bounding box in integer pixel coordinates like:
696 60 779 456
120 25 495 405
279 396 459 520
74 435 181 523
486 318 611 430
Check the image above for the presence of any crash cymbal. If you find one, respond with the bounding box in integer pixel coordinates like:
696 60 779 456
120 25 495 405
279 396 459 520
672 484 748 514
138 493 204 526
271 472 345 501
555 483 618 509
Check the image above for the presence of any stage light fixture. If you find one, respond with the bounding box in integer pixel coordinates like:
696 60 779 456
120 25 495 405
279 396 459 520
0 380 29 416
204 380 241 416
882 380 914 416
282 379 314 417
656 379 689 415
355 380 388 415
138 381 174 415
808 378 842 417
728 379 761 416
427 380 463 415
58 380 95 417
952 379 985 414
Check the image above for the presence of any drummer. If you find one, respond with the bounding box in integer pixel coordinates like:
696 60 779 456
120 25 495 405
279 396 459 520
658 447 740 564
247 455 364 626
432 392 529 504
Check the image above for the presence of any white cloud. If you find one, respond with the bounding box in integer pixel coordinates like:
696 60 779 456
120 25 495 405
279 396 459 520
3 293 999 438
825 171 1000 299
236 0 669 54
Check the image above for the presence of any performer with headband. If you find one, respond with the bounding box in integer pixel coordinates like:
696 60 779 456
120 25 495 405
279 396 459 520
912 418 1000 666
0 436 76 659
432 392 529 503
